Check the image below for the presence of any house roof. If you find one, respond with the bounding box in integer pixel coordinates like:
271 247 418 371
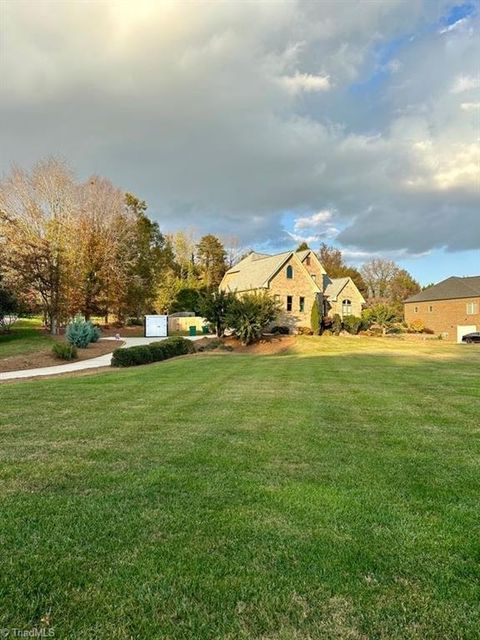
406 276 480 303
323 277 350 301
220 250 320 292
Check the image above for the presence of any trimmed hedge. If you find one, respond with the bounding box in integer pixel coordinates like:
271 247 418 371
111 336 195 367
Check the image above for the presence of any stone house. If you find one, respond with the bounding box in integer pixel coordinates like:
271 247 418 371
219 249 365 331
405 276 480 342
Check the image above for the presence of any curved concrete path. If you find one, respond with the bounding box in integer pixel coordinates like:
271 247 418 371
0 336 207 382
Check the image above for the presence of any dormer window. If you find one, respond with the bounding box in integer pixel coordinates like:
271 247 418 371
286 265 293 279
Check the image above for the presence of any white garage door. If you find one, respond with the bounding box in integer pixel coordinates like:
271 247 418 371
144 315 168 337
457 325 476 343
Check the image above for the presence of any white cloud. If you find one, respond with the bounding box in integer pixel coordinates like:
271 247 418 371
281 73 331 94
460 102 480 111
294 210 333 230
451 74 480 94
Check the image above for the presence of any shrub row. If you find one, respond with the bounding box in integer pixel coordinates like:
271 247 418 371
111 336 195 367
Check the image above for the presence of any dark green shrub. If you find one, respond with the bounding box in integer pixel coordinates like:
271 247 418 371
199 290 236 337
88 322 102 343
310 300 321 336
342 315 362 335
111 337 195 367
111 345 153 367
332 314 343 335
126 317 144 326
52 342 78 361
270 326 290 335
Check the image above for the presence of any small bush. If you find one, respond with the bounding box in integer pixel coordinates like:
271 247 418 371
270 326 290 335
409 319 425 333
332 314 343 335
52 342 78 361
126 317 144 326
88 323 102 343
322 329 333 336
111 345 153 367
111 337 195 367
342 315 362 335
66 315 100 348
297 326 313 335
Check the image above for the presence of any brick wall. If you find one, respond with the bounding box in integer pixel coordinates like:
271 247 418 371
404 298 480 341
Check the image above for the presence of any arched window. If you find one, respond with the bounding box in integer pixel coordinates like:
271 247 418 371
286 265 293 279
342 299 352 315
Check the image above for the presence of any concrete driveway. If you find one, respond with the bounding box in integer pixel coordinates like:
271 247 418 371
0 336 206 382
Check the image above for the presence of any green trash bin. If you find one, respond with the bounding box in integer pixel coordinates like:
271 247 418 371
202 326 209 335
189 326 197 337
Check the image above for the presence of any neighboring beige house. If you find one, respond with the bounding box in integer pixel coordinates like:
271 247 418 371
405 276 480 342
219 249 365 331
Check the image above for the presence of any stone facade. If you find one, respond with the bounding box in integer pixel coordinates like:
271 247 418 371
326 279 364 319
405 298 480 341
219 249 365 331
269 254 319 329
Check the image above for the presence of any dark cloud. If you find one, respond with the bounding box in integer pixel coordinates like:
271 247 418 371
0 0 478 253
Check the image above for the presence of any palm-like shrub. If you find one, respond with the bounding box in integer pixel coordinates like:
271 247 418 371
226 291 280 345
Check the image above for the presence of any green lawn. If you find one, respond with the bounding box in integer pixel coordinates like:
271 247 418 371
0 317 54 359
0 337 479 639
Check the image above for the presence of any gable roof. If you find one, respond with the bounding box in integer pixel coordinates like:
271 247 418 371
220 250 320 292
406 276 480 303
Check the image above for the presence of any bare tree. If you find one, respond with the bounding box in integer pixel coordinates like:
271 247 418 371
360 258 399 300
0 158 77 334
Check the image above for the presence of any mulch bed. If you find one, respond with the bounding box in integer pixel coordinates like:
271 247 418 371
0 339 125 373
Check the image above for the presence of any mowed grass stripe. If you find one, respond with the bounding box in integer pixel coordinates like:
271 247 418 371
0 340 479 639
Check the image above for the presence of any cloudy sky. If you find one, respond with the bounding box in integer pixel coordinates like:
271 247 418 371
1 0 479 283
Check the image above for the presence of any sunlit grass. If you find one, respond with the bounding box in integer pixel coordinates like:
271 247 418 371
0 338 479 638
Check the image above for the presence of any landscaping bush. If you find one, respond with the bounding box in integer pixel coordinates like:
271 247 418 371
409 318 426 333
297 326 313 335
111 345 154 367
52 342 78 361
342 315 362 335
226 292 281 345
111 337 195 367
332 314 343 336
310 300 321 336
88 323 102 343
270 326 290 335
66 315 100 347
126 317 144 326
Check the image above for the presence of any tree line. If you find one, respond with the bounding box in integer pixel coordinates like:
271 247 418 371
0 158 420 335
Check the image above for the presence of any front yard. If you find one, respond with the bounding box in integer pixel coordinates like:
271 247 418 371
0 337 478 638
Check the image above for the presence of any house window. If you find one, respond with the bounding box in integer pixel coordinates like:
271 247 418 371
467 302 478 315
305 256 311 266
414 306 418 313
311 274 316 281
299 297 305 312
342 299 352 315
286 265 293 279
286 295 293 312
429 305 433 312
